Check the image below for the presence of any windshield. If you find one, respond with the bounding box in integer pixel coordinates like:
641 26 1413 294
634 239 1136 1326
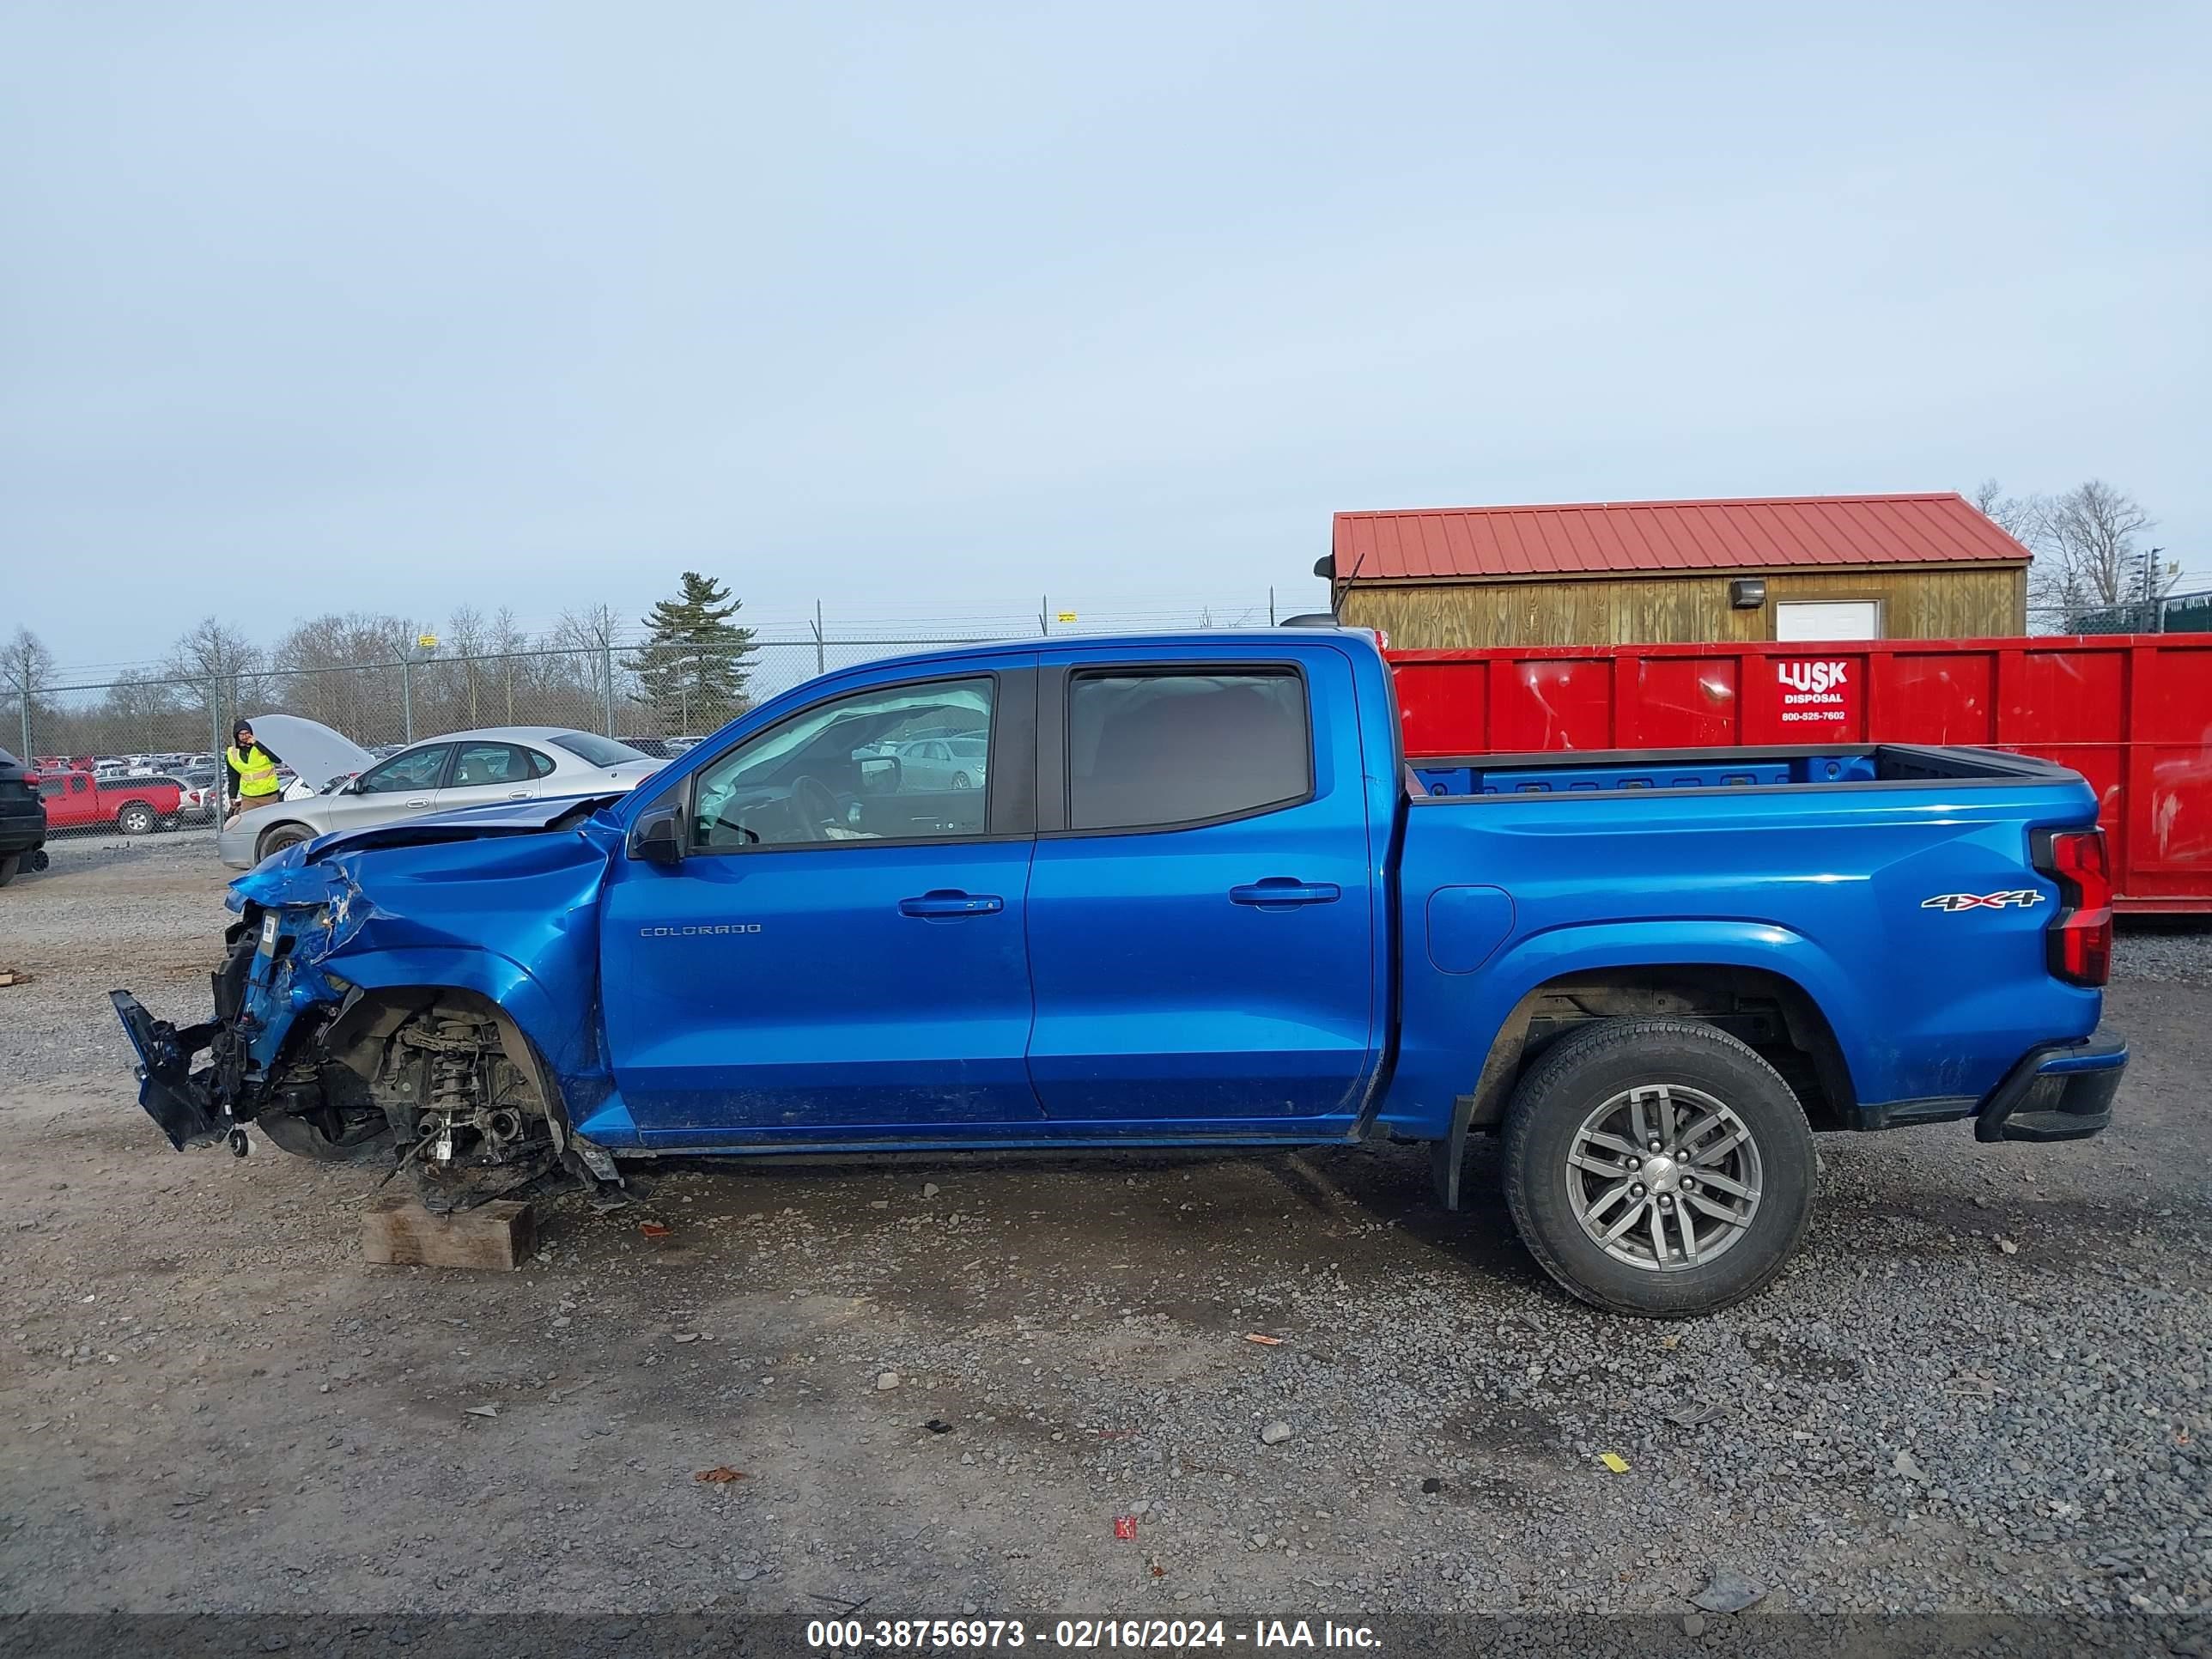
550 732 650 767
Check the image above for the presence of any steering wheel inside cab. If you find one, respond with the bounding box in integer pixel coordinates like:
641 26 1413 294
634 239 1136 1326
710 774 844 846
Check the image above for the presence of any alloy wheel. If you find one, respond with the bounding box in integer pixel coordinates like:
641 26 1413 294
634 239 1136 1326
1565 1083 1764 1271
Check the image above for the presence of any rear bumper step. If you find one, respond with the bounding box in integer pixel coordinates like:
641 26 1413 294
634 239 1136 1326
1974 1030 2127 1145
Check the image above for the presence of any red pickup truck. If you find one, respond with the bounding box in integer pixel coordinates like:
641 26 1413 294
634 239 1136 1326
30 770 183 836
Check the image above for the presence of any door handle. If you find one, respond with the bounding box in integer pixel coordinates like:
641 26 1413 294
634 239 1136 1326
1229 878 1341 909
507 791 532 799
898 890 1005 919
404 798 432 808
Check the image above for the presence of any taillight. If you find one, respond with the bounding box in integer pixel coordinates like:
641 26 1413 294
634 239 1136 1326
2039 827 2113 987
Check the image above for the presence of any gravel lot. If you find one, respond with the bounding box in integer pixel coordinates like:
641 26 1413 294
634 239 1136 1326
3 836 2209 1641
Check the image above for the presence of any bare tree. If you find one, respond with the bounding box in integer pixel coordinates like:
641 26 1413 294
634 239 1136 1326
1971 478 2046 550
551 604 628 734
551 603 623 654
3 627 56 755
263 612 416 743
164 617 265 743
97 671 191 752
442 605 489 726
488 606 526 724
2038 480 2169 623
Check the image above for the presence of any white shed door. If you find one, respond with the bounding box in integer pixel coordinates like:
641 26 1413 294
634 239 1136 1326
1775 599 1882 641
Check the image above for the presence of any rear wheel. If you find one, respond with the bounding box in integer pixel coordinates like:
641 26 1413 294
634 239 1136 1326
1500 1017 1815 1317
117 802 156 836
951 771 973 789
255 822 314 862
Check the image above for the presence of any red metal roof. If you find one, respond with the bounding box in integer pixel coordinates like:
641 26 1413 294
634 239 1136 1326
1332 492 2031 582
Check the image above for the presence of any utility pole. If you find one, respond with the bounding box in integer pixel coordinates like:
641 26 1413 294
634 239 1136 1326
399 634 438 744
812 600 825 677
2144 547 2166 632
672 653 702 735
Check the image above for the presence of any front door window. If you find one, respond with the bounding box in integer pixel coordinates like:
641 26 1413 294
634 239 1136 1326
358 746 450 793
690 678 995 849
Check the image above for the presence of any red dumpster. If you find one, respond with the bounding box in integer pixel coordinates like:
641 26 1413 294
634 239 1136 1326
1388 635 2212 914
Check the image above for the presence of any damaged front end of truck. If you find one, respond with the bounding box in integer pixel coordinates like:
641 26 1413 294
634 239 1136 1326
112 799 626 1211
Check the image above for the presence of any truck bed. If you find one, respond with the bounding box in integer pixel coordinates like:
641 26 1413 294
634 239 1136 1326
1410 743 2074 799
1384 733 2106 1148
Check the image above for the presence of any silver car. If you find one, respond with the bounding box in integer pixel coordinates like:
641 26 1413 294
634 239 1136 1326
887 734 988 791
218 722 662 869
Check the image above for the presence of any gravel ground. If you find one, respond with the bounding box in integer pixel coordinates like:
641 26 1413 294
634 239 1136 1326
2115 921 2212 989
2 837 2209 1642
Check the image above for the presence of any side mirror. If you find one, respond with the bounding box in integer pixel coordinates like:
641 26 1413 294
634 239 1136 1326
629 803 684 866
857 754 902 795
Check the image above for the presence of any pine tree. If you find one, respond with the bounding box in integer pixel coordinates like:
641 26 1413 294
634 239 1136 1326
629 573 757 734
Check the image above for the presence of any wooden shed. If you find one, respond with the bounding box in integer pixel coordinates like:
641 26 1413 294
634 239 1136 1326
1323 492 2030 649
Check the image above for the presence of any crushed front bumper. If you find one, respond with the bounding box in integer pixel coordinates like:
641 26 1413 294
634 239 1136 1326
111 909 276 1152
1974 1030 2127 1144
111 989 235 1151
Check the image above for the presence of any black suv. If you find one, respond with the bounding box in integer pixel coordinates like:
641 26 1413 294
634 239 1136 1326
0 747 46 885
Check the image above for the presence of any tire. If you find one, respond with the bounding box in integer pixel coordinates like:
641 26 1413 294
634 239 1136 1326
255 822 314 862
951 772 972 789
1500 1016 1815 1318
256 1108 393 1164
0 853 18 888
117 802 156 836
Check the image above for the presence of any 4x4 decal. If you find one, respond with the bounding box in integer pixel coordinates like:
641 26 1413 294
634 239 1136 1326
1921 890 2046 912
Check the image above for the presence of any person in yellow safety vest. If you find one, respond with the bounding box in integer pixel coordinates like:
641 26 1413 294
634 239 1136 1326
223 721 286 821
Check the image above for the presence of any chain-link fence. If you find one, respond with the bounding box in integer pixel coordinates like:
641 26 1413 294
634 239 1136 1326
2034 588 2212 632
6 594 1316 769
19 591 2203 774
2027 591 2212 636
5 635 1031 769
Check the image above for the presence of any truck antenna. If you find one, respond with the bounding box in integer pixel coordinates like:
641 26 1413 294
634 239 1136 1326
1330 538 1371 623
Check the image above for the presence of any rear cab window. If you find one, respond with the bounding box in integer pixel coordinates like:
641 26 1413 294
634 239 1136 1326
1066 669 1311 831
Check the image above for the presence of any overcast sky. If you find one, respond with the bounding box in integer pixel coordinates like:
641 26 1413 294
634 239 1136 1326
4 1 2206 677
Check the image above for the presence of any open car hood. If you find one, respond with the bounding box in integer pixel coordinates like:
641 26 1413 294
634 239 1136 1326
244 714 376 791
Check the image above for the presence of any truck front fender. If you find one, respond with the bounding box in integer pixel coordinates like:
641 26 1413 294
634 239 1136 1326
324 947 597 1090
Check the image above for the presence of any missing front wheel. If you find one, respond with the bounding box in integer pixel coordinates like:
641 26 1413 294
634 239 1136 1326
377 1008 561 1210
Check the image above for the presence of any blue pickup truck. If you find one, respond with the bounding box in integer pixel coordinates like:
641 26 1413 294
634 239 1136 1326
112 628 2124 1315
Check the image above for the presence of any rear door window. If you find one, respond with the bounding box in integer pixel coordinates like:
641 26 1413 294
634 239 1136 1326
1066 670 1311 831
449 742 534 787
